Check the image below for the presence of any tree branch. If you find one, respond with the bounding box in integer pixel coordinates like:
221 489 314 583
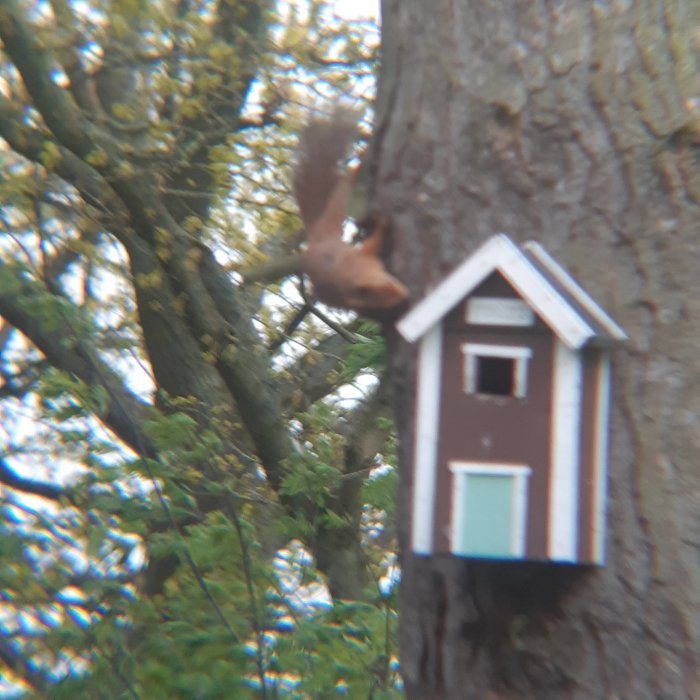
0 360 47 400
240 253 303 286
0 0 102 159
0 265 157 457
0 93 130 231
278 320 364 410
192 246 293 489
0 457 66 500
47 0 102 118
313 380 393 599
162 0 271 225
0 2 179 246
0 98 240 456
0 638 51 696
0 88 293 486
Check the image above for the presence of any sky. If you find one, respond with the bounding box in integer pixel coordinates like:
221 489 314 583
335 0 379 20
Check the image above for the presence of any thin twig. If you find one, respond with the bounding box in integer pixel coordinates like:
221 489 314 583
299 278 357 344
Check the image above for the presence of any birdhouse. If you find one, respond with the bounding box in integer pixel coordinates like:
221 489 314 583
397 234 627 564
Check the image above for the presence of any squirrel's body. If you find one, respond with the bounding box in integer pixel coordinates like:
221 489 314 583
294 111 408 315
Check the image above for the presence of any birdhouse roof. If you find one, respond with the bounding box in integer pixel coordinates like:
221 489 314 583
396 233 627 349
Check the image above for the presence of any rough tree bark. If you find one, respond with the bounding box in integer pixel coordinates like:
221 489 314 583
373 1 700 698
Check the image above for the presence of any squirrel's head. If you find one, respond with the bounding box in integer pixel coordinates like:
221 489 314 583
302 239 408 316
342 255 409 313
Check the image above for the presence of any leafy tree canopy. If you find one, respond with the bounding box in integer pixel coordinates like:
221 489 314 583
0 0 401 697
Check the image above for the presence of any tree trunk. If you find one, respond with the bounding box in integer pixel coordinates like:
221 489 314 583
374 1 700 698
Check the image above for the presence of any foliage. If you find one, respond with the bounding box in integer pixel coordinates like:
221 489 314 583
0 0 402 697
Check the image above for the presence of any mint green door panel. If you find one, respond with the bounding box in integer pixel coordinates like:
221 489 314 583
455 474 517 557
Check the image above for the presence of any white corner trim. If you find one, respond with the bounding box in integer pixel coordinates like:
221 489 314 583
448 462 531 557
548 340 583 561
591 353 612 564
523 241 628 342
411 324 443 554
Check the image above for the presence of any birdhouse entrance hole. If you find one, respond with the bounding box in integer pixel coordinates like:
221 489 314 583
476 356 514 396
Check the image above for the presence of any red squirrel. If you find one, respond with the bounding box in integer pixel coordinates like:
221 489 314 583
293 110 408 315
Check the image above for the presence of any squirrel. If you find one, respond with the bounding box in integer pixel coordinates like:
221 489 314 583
293 109 409 316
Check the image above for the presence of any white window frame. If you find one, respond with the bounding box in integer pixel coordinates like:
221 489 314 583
449 462 531 558
461 343 532 398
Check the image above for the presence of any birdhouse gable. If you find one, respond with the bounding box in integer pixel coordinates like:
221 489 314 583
397 234 626 348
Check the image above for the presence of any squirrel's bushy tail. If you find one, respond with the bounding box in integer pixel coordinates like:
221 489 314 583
293 106 360 234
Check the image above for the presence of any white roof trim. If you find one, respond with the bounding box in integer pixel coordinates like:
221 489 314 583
397 234 512 343
396 234 597 349
522 241 628 342
494 242 594 349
